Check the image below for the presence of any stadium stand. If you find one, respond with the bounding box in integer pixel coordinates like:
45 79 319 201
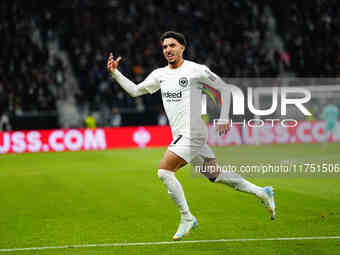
1 0 340 129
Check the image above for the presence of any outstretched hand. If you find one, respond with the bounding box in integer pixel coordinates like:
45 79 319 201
107 53 121 73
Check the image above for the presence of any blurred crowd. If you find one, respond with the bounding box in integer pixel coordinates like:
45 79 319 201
0 2 67 118
1 0 340 128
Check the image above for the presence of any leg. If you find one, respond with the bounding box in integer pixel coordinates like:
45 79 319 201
191 156 220 181
323 121 337 144
157 150 197 240
193 144 264 196
323 126 330 143
159 150 187 172
193 155 265 197
192 145 276 220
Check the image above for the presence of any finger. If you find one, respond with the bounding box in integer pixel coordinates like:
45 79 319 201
116 56 122 63
107 62 112 71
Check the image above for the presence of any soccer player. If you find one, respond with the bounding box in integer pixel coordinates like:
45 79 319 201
322 104 339 142
107 31 276 240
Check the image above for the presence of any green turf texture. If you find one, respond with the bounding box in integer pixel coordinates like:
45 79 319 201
1 143 340 254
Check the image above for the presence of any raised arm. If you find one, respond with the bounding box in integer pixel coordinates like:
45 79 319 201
107 53 160 97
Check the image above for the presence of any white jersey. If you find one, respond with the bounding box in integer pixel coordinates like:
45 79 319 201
143 60 229 138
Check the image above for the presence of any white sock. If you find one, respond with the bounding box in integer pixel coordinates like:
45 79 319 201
215 170 265 198
158 169 193 220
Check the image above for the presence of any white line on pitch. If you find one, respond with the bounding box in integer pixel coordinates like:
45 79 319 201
1 236 340 253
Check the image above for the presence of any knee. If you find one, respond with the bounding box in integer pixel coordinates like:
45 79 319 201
203 158 217 169
202 158 219 181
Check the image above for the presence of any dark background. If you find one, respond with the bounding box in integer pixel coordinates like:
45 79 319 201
1 0 340 130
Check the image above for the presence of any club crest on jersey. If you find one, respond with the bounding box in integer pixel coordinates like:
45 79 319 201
179 77 188 87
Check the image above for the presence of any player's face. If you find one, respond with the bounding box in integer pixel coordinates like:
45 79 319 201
162 38 185 65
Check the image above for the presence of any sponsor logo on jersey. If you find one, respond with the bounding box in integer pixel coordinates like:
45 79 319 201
162 91 182 99
179 77 188 87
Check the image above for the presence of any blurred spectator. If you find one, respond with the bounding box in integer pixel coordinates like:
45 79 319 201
111 107 122 127
0 2 64 116
85 114 96 129
0 112 11 131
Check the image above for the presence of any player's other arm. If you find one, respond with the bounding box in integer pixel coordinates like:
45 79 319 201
200 66 231 135
107 53 159 97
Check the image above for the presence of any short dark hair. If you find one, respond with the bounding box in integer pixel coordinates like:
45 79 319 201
160 31 187 46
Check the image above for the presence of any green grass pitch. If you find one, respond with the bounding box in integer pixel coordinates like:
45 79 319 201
1 143 340 255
